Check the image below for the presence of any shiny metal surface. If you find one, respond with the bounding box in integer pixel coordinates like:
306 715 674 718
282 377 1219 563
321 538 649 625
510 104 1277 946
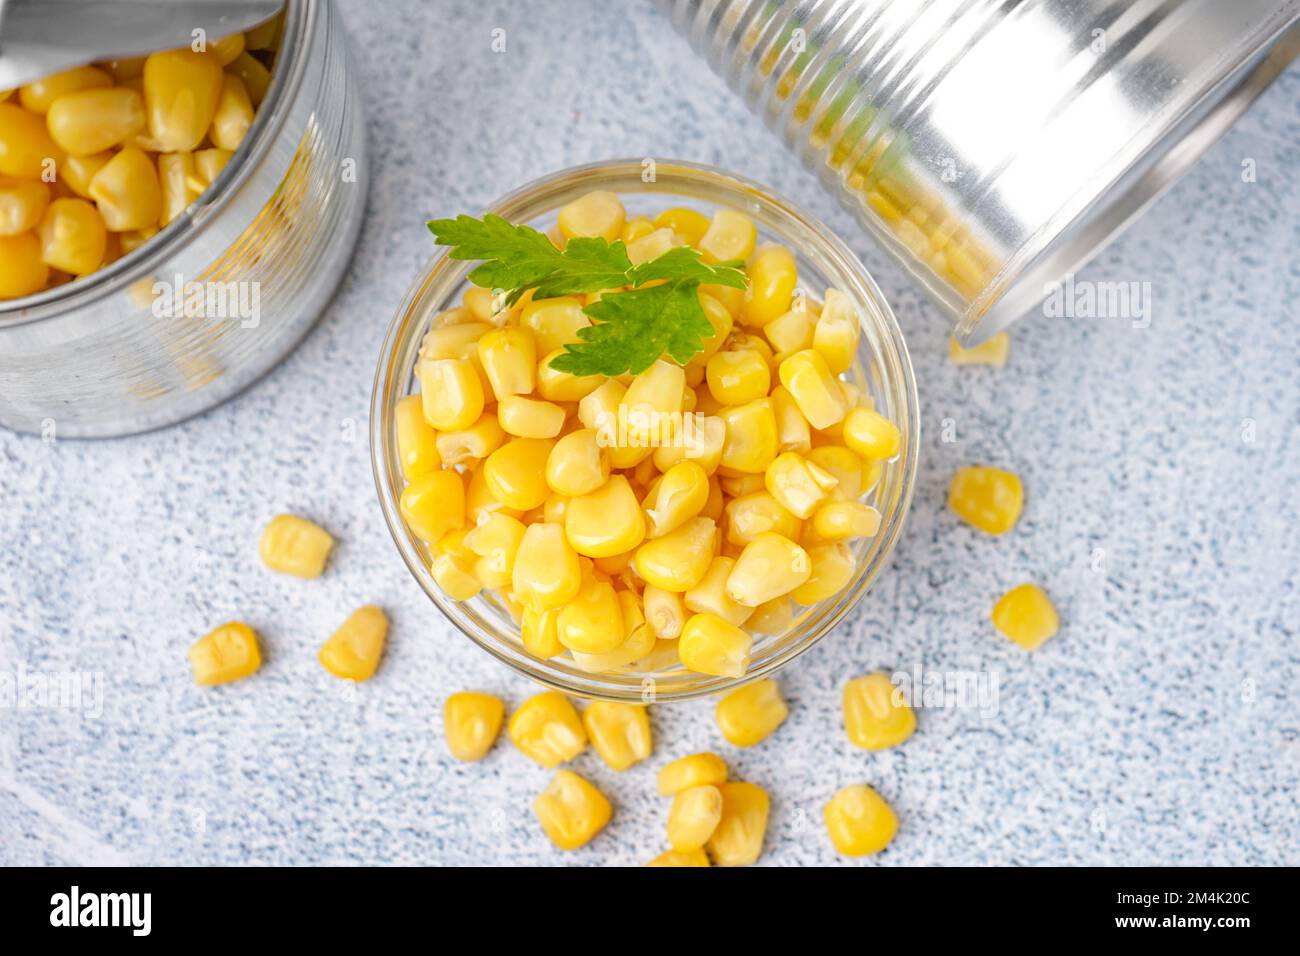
661 0 1300 340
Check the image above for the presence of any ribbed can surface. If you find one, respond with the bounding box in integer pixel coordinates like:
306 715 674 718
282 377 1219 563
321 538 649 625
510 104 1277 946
661 0 1300 339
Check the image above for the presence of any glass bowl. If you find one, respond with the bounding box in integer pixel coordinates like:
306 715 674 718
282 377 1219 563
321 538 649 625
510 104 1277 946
371 159 918 702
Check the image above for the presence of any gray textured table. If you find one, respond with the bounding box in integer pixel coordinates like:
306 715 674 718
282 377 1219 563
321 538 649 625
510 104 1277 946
2 0 1297 867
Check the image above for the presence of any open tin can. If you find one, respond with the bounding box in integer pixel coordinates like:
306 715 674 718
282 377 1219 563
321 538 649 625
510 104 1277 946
662 0 1300 340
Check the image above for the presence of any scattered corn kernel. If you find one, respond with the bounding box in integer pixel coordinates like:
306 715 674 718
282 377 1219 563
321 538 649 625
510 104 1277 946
259 513 335 578
318 606 388 681
534 770 612 850
843 672 916 750
188 621 261 686
444 691 506 761
991 582 1059 649
716 678 788 747
509 691 587 767
948 465 1023 534
948 331 1010 367
583 701 652 771
657 752 728 795
824 783 898 856
647 848 710 867
668 784 723 852
708 781 769 866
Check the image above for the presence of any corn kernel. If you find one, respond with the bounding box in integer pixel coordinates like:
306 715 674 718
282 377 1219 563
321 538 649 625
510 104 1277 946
435 411 504 465
724 491 801 546
37 198 106 275
466 513 528 589
768 385 812 454
643 461 708 537
0 103 63 179
45 87 144 154
843 406 900 460
521 605 564 658
512 523 581 610
399 469 465 544
623 360 684 442
565 474 646 558
698 208 756 263
679 612 752 678
557 574 624 653
812 288 860 374
208 73 254 151
209 32 247 66
143 49 224 151
620 217 655 243
481 437 552 511
462 285 498 322
0 178 49 235
418 357 485 431
86 146 161 231
577 377 624 433
544 428 608 497
19 65 112 114
843 672 915 750
805 445 864 501
718 398 779 473
188 621 261 686
558 190 625 243
790 541 855 605
647 848 710 867
747 597 793 635
654 206 710 246
641 585 684 639
476 325 536 399
690 291 735 367
654 414 726 476
708 781 769 866
667 784 723 852
765 451 839 520
626 226 677 265
318 605 388 681
657 752 728 795
431 553 481 601
726 533 810 607
534 770 612 850
0 233 49 297
522 296 589 354
444 691 505 761
538 348 603 401
992 583 1059 649
259 513 335 578
716 678 788 747
634 516 716 592
157 151 200 226
191 147 232 187
948 465 1023 535
55 151 110 200
684 556 752 627
495 395 563 439
764 306 816 353
582 701 652 771
948 331 1010 367
706 349 770 405
509 691 587 767
778 351 843 431
569 621 656 673
743 244 797 327
227 52 271 106
812 500 881 541
824 783 898 856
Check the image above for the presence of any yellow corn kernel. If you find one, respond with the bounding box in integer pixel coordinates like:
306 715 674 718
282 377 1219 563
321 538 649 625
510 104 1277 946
620 216 655 243
542 492 569 525
394 394 440 479
498 395 565 439
843 406 900 460
143 49 224 151
790 541 855 605
564 474 646 558
684 556 751 627
0 233 49 297
522 605 564 658
948 331 1010 367
718 398 779 474
87 147 161 231
0 178 49 235
19 65 112 114
513 522 581 610
582 701 652 771
668 784 723 852
0 103 62 179
192 146 232 187
748 596 793 635
417 357 485 431
465 513 527 589
538 348 603 401
743 244 797 327
577 377 624 433
558 189 625 242
259 513 335 578
545 428 608 497
534 769 612 850
481 437 553 511
765 451 839 520
705 348 769 406
647 848 710 867
727 532 810 607
806 445 864 501
476 325 536 399
156 151 200 226
634 516 717 592
569 618 656 671
56 151 109 200
698 208 756 263
118 225 157 253
768 385 811 454
209 32 247 66
653 413 725 476
654 206 710 246
715 679 788 747
764 306 816 353
778 349 846 431
657 752 728 795
509 691 587 767
843 672 915 750
37 197 106 275
433 412 503 466
226 52 271 107
643 585 685 639
690 291 736 367
991 583 1059 649
812 500 881 541
443 691 505 762
812 288 860 374
623 359 684 442
948 465 1023 535
643 461 708 537
45 87 144 154
188 621 261 686
431 553 481 601
557 574 625 653
399 468 465 544
824 783 898 856
318 605 388 681
208 73 254 151
625 226 677 265
679 612 752 678
724 492 801 546
462 285 498 322
708 781 769 866
522 296 589 354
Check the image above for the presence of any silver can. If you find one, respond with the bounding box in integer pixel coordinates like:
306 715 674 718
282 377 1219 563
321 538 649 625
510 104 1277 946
0 0 368 437
661 0 1300 340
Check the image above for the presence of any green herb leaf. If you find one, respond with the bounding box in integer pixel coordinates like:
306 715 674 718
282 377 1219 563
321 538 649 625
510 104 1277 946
549 280 716 377
627 246 747 289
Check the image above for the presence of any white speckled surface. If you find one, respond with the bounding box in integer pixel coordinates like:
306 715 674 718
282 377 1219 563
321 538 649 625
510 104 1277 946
2 0 1298 867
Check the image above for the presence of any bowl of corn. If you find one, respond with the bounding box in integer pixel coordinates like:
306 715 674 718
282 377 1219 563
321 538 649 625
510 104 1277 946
371 160 918 702
0 0 367 437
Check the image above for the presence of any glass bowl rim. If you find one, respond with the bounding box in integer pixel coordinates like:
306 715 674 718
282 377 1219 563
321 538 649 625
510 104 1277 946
370 157 920 702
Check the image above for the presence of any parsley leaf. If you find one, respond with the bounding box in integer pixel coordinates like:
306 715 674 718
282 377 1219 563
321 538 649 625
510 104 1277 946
627 247 747 289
